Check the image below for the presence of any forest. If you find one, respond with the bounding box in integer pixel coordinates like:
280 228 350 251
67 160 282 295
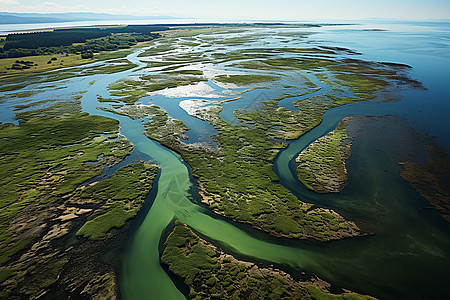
0 25 168 58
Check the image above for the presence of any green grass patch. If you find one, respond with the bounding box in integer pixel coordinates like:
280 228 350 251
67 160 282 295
296 118 352 193
214 74 279 85
76 163 159 240
0 268 17 284
163 222 374 300
76 202 134 240
0 99 133 264
306 285 375 300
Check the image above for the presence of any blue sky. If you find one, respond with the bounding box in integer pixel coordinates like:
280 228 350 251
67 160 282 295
1 0 449 20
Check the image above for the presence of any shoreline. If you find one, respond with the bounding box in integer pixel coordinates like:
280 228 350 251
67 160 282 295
0 42 151 80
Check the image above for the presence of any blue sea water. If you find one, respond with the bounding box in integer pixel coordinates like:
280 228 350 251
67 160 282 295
313 20 450 149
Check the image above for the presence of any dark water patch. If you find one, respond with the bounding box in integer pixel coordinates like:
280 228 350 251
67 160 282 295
48 164 63 172
80 149 153 187
280 114 450 299
85 154 104 165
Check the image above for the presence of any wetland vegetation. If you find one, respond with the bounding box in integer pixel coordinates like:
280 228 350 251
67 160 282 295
0 25 165 78
107 73 207 105
213 74 279 85
130 98 361 241
162 221 375 300
106 30 421 242
296 117 353 193
0 23 446 300
0 93 159 298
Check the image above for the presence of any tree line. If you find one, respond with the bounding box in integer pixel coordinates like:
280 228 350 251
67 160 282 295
0 25 168 59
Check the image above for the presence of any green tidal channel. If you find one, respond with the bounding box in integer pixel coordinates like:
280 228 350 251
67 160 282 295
117 117 449 300
114 117 319 299
76 50 193 299
73 48 304 299
114 118 320 300
119 122 190 300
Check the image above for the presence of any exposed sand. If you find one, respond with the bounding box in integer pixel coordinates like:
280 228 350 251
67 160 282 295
150 81 223 98
179 99 212 116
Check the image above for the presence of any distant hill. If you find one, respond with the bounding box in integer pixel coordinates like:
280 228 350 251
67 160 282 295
0 12 181 24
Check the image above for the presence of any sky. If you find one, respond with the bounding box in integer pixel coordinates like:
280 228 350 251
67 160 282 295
0 0 449 20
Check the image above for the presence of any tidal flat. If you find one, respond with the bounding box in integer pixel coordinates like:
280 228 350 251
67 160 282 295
0 23 449 300
0 93 159 298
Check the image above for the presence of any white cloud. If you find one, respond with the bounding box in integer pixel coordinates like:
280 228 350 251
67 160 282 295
0 0 20 5
41 1 89 12
0 1 156 15
103 6 160 16
0 0 89 13
43 1 58 7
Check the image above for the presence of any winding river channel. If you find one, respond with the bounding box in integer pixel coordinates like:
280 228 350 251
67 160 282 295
1 21 449 300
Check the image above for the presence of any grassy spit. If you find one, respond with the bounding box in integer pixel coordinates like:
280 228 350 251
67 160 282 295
162 221 376 300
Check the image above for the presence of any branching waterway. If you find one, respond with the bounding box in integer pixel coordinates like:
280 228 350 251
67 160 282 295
1 22 449 300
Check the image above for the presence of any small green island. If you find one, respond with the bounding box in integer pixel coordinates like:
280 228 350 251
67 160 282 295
296 117 354 193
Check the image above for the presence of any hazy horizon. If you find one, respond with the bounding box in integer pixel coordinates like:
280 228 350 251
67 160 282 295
0 0 449 21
